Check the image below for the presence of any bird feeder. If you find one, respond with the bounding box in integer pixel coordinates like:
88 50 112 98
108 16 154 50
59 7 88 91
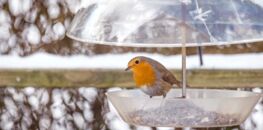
67 0 262 128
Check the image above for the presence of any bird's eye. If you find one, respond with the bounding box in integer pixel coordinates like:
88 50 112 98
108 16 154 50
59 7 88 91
135 60 140 64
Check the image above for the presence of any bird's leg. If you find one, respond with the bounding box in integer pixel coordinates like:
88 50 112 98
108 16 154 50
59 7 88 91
159 93 167 116
140 96 152 111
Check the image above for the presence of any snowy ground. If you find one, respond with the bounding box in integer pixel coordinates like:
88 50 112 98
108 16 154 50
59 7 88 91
0 52 263 69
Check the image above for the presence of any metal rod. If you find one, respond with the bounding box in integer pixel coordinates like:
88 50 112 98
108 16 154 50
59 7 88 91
197 46 204 66
181 3 187 98
181 40 187 98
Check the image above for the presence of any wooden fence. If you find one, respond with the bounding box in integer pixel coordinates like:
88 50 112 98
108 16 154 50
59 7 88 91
0 69 263 88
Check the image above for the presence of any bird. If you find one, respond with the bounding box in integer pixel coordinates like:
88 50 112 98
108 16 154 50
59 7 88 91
125 56 182 98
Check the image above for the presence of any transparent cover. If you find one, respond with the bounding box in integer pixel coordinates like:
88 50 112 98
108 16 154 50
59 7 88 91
106 89 261 127
67 0 263 47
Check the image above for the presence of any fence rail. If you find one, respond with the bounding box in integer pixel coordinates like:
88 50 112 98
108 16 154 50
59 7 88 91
0 69 263 88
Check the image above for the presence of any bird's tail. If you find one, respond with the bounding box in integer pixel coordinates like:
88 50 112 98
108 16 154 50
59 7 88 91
172 79 190 88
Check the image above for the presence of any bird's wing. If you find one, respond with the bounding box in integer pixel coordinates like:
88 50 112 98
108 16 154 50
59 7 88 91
147 58 181 87
162 70 181 87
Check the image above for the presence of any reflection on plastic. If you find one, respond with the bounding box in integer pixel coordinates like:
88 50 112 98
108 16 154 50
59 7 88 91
67 0 263 47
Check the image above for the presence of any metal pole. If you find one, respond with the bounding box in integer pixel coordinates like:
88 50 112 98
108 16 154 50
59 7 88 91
181 38 187 98
197 46 204 66
181 3 187 98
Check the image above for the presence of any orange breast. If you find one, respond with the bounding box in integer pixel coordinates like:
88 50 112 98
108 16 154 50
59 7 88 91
132 62 156 87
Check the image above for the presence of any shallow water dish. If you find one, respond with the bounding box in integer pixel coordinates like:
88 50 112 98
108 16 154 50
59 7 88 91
106 89 261 127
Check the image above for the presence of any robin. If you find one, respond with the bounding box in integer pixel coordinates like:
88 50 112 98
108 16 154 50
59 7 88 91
125 56 182 98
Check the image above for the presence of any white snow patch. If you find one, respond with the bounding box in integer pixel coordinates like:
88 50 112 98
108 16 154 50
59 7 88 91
0 52 263 69
39 116 51 130
251 0 263 8
136 126 152 130
28 95 39 110
48 4 60 19
12 92 24 102
0 25 11 40
4 97 18 117
0 9 11 24
79 87 97 103
108 118 131 130
83 109 94 122
73 112 85 129
51 105 65 119
8 0 32 16
23 87 35 96
53 22 65 40
23 25 41 44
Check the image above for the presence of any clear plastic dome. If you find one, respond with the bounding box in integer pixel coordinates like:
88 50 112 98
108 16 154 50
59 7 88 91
67 0 263 47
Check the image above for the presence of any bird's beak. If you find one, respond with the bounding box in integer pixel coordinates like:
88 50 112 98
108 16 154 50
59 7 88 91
125 66 132 71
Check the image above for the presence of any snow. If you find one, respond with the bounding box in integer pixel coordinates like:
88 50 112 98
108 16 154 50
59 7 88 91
23 87 35 96
23 25 41 45
53 22 65 40
251 0 263 8
8 0 32 16
48 4 60 19
0 25 11 40
28 95 39 110
0 52 263 69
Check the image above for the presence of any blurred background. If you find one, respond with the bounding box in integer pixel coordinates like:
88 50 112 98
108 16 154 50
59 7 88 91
0 0 263 130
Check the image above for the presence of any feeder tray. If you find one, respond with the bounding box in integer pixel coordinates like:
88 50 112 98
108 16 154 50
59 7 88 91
106 89 261 127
